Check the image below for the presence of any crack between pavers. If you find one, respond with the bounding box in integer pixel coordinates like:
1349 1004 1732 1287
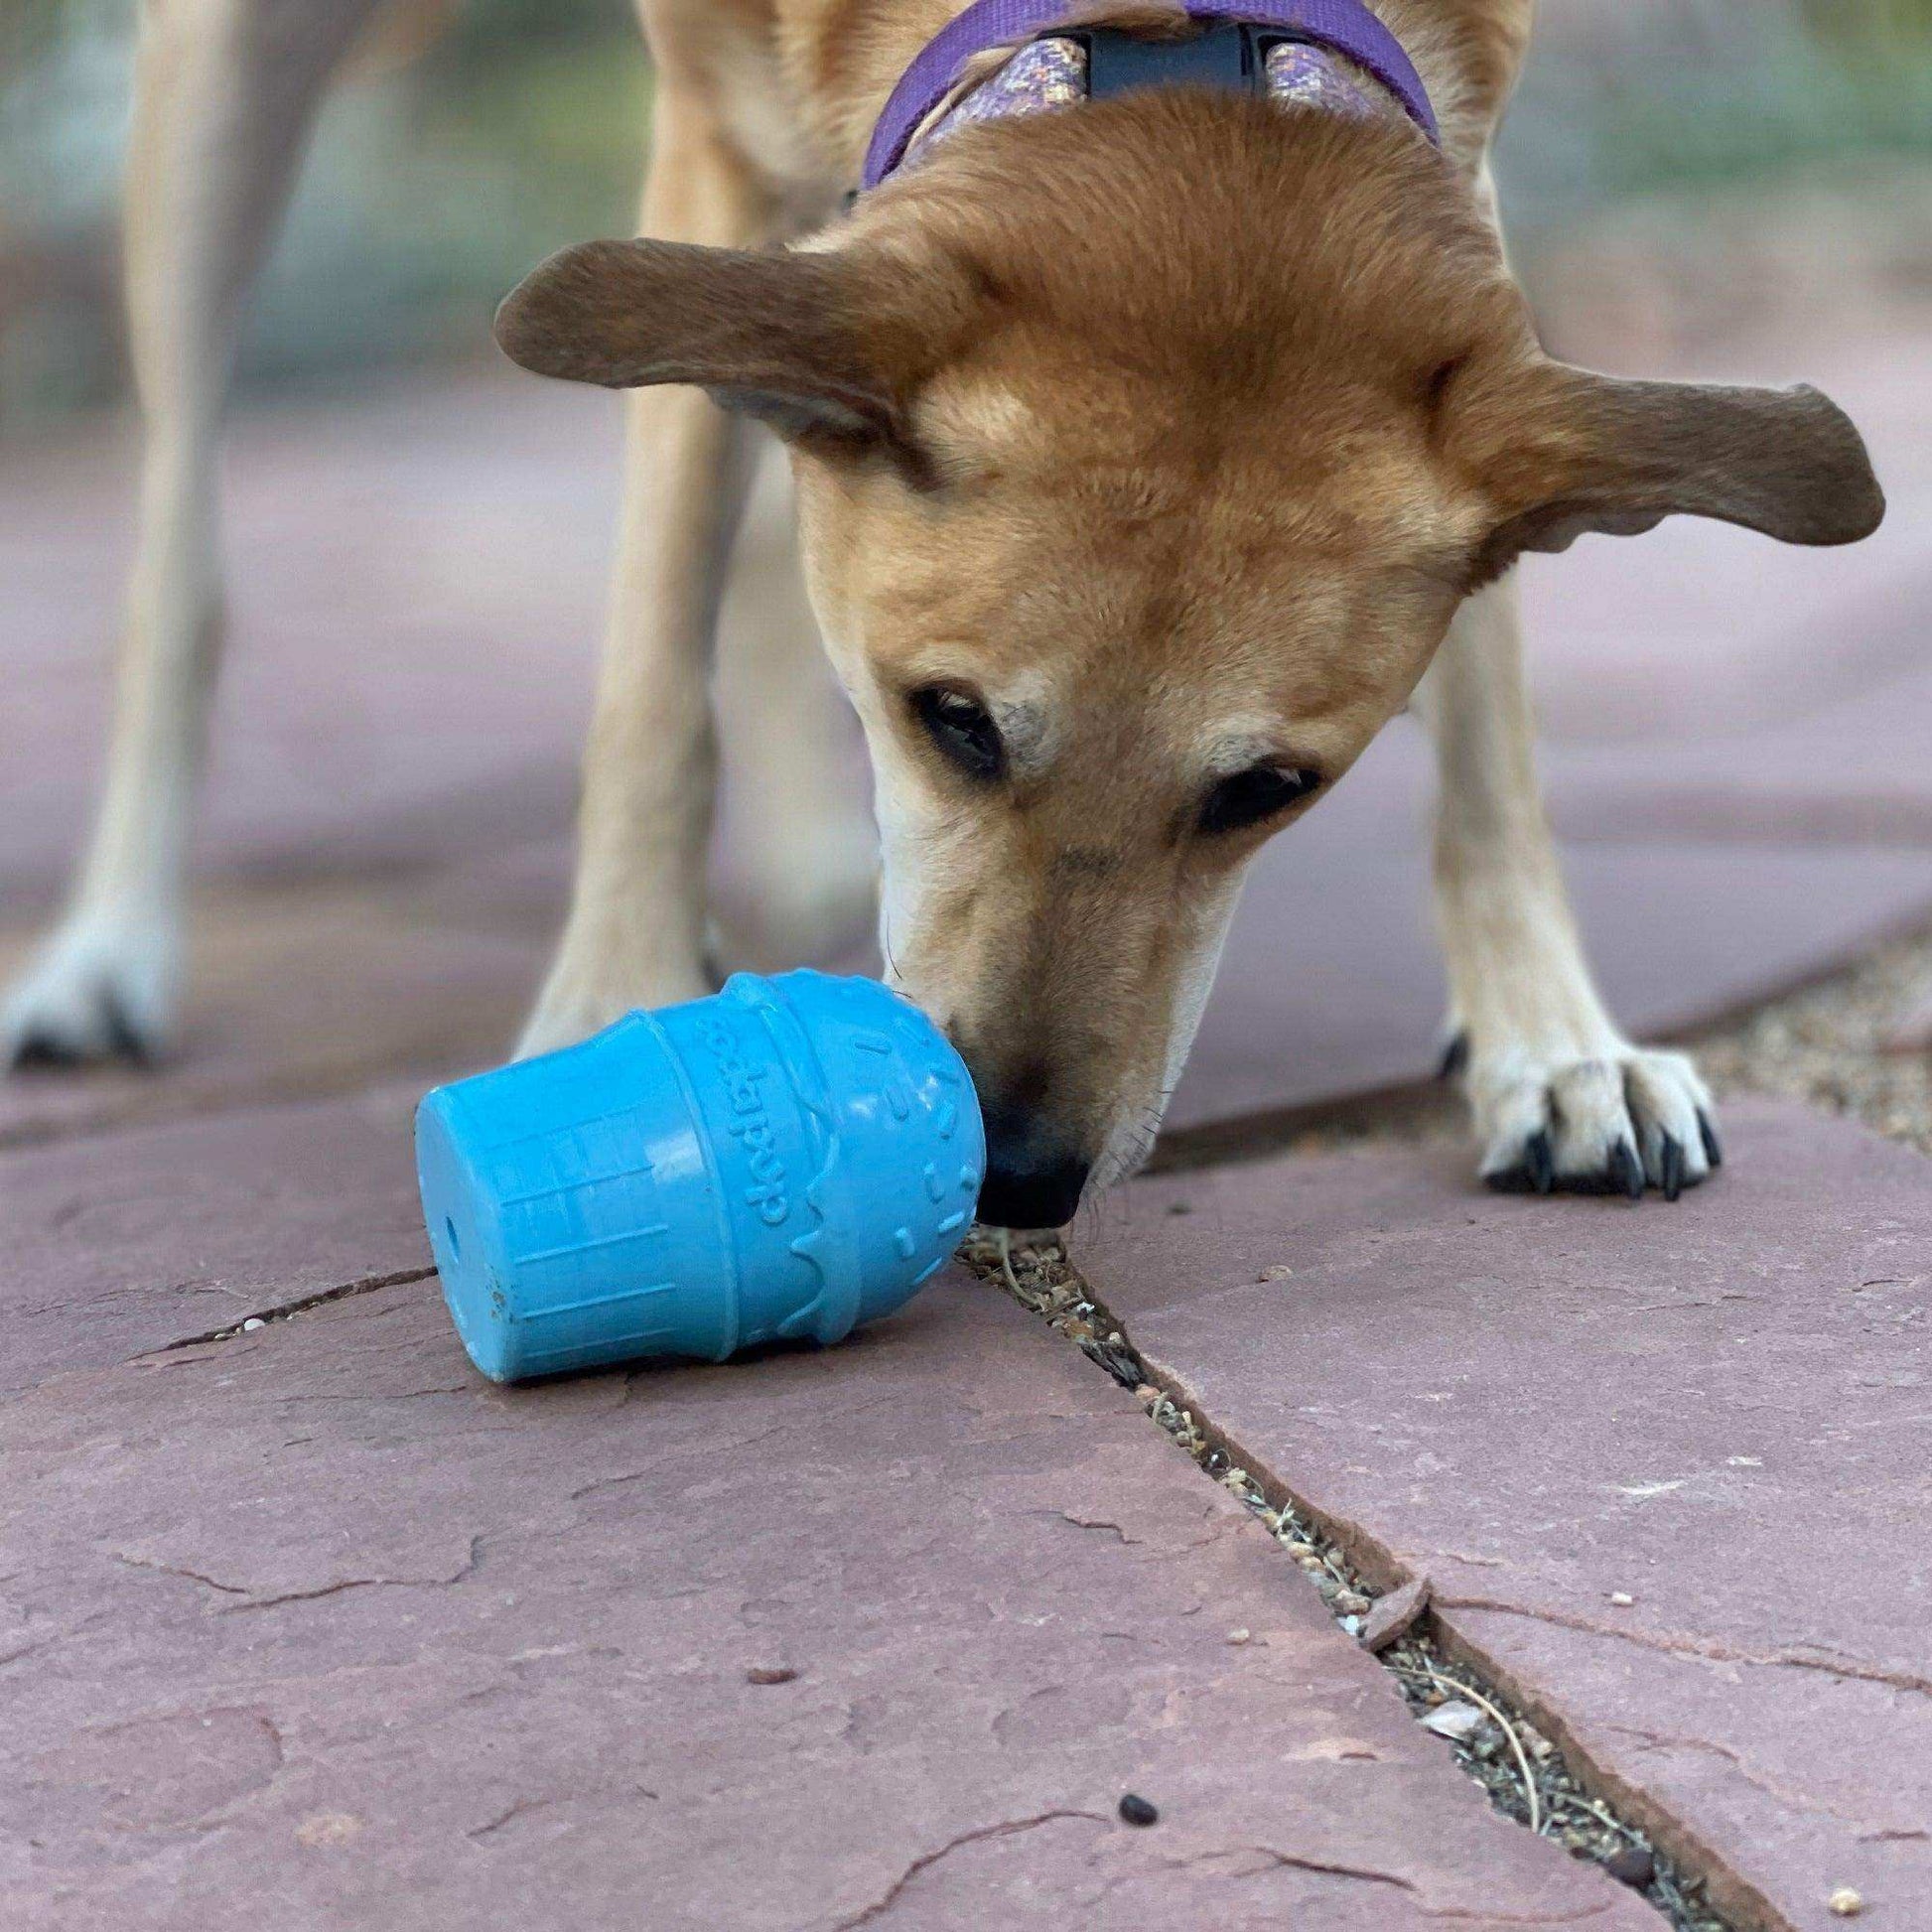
1234 1849 1624 1925
1413 1907 1620 1928
829 1811 1107 1929
1223 1846 1418 1893
140 1266 436 1358
1035 1510 1139 1546
467 1786 660 1843
564 1405 871 1498
1438 1594 1932 1701
113 1555 249 1596
113 1535 483 1612
1025 1506 1237 1558
969 1240 1754 1932
1159 1392 1781 1932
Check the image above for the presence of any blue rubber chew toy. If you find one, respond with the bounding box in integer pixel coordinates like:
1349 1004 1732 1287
415 971 984 1383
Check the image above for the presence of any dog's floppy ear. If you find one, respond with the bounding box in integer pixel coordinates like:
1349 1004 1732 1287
494 237 927 450
1468 362 1884 586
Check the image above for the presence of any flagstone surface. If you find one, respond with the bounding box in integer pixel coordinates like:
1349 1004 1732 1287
0 1168 1651 1931
1080 1099 1932 1931
1 1084 426 1390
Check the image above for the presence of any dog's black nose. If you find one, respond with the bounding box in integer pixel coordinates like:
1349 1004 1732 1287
978 1114 1091 1230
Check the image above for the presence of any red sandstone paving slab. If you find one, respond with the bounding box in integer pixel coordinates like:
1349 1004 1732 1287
1542 646 1932 848
0 1084 427 1391
0 372 612 892
0 1273 1650 1932
1519 314 1932 747
1079 1100 1932 1929
0 878 546 1149
0 383 845 897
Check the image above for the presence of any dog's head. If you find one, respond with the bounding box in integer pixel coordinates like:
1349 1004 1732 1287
499 100 1881 1226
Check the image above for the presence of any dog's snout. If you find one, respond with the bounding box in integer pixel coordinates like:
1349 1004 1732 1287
977 1107 1091 1230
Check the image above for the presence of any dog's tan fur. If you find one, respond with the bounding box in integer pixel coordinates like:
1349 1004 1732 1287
8 0 1882 1220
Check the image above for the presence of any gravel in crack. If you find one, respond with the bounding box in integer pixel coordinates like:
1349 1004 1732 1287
1694 916 1932 1155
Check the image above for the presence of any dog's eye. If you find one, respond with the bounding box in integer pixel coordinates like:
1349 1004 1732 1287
1199 763 1321 835
909 685 1005 781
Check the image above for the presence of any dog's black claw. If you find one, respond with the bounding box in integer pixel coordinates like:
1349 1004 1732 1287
1613 1138 1645 1200
1660 1133 1686 1203
9 1027 83 1071
1528 1128 1555 1196
1483 1127 1555 1196
1698 1110 1724 1172
1438 1031 1470 1082
101 996 155 1069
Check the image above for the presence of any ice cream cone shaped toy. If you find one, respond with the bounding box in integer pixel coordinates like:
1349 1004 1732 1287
416 972 984 1383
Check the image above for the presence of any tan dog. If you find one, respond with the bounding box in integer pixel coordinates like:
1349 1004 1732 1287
7 0 1882 1230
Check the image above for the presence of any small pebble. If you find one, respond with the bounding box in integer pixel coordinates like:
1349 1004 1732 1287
1226 1628 1251 1646
1333 1589 1370 1616
1608 1591 1635 1607
1359 1578 1432 1654
1421 1702 1484 1742
1118 1793 1159 1827
745 1666 797 1686
1257 1264 1295 1282
1339 1615 1361 1636
1828 1888 1864 1918
1603 1845 1654 1889
242 1318 265 1332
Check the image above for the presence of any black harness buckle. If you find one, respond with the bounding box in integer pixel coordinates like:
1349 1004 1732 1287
1077 22 1291 102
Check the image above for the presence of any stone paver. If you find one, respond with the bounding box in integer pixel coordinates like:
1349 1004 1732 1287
1517 317 1932 755
0 1187 1650 1928
0 378 612 894
1081 1100 1932 1930
1 1085 426 1389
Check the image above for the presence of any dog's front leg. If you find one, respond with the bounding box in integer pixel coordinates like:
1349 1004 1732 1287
1416 574 1721 1199
515 97 774 1057
4 0 385 1067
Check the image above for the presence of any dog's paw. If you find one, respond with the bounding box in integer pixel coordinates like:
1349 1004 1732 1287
4 912 181 1071
1454 1038 1722 1202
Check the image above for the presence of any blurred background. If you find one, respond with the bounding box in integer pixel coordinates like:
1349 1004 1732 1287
6 0 1932 425
1 0 1928 1151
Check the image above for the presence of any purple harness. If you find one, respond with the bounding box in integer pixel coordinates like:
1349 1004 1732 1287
862 0 1440 192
